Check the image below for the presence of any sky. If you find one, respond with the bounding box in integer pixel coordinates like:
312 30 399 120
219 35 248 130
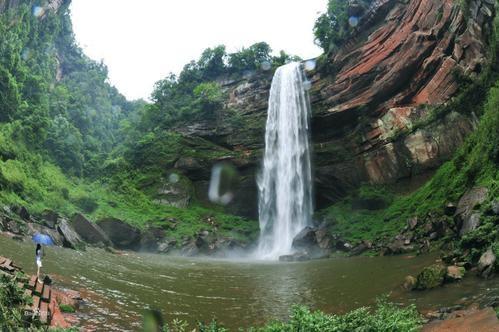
70 0 328 100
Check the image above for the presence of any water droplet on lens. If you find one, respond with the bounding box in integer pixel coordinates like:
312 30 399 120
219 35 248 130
208 163 239 205
168 173 180 184
348 16 359 27
304 60 316 71
32 6 45 17
21 49 31 60
303 80 312 91
261 61 272 71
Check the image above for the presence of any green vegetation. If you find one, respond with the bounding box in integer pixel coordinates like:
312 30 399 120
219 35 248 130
319 79 499 245
160 299 423 331
314 0 373 52
0 274 27 330
58 304 76 314
0 0 261 244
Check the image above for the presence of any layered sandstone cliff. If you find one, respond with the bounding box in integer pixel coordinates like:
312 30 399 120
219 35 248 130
171 0 495 217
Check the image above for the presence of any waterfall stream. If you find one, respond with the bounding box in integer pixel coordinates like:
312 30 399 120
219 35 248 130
256 62 313 260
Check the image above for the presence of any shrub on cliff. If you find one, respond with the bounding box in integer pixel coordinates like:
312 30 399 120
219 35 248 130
314 0 373 52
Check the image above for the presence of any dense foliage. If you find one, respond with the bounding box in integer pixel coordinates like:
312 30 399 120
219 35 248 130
160 299 423 332
0 1 139 177
314 0 373 52
139 43 299 132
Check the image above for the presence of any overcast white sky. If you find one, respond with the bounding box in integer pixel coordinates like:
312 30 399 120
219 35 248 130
70 0 327 100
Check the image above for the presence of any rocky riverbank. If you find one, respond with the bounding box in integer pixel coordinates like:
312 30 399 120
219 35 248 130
0 204 253 257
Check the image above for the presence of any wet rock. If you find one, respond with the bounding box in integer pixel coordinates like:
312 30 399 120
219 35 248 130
414 264 447 290
459 213 481 237
181 240 199 256
292 226 318 249
279 251 311 262
18 206 30 221
155 176 192 208
140 227 166 252
315 225 333 250
403 275 417 290
26 223 64 246
350 240 372 256
444 203 457 216
157 239 177 254
446 265 465 282
477 249 496 279
98 218 141 250
456 187 488 218
407 217 418 230
3 218 22 235
57 218 85 250
41 210 59 229
384 239 414 255
71 213 112 247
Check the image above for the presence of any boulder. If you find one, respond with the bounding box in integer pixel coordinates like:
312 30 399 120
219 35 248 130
155 176 192 208
456 187 488 218
18 206 30 221
279 251 311 262
315 224 333 250
71 213 112 246
181 240 200 256
3 218 22 235
98 218 141 250
407 217 418 230
41 210 60 229
477 249 496 279
139 227 166 252
459 213 481 237
446 265 465 282
26 223 64 246
403 275 417 290
414 264 447 290
350 240 372 256
292 226 318 249
157 239 177 254
57 218 85 250
384 239 414 255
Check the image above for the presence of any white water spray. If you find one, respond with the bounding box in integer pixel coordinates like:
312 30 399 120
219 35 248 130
255 62 313 260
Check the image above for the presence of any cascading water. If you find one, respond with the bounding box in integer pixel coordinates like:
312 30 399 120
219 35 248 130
256 62 313 260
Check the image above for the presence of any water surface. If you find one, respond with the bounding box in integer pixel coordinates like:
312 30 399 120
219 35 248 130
1 236 498 330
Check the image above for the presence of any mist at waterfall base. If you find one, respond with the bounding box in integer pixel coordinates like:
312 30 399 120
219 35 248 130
256 62 313 260
206 62 314 261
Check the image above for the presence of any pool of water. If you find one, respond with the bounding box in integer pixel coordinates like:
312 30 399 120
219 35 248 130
1 236 498 330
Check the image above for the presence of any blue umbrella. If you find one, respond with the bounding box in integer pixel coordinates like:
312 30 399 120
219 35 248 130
32 233 54 246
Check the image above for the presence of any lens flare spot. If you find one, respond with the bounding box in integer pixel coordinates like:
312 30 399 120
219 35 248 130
303 80 312 91
168 173 180 184
260 61 272 71
304 60 316 72
348 16 359 27
32 6 45 17
208 163 239 205
21 49 31 61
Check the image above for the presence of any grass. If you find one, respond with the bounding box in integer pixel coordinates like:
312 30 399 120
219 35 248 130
318 78 499 245
160 298 424 332
0 122 259 244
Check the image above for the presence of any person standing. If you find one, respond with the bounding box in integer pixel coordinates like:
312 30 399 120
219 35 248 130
35 244 43 283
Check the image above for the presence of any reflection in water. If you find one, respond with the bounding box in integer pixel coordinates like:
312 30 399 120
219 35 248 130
1 237 498 330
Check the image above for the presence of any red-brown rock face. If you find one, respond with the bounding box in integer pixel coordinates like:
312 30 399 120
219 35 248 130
307 0 495 205
174 0 495 215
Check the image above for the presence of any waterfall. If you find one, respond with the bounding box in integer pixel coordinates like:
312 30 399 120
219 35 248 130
256 62 313 260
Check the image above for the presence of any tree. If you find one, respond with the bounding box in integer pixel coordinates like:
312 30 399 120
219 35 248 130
228 42 273 73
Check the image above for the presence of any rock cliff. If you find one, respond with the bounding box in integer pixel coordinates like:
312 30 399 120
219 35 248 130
170 0 496 217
